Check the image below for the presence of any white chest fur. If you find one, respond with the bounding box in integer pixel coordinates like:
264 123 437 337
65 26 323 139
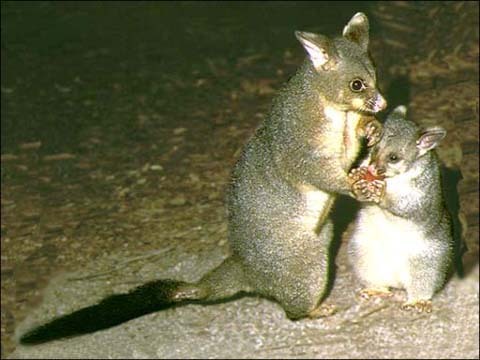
385 166 424 212
323 106 362 170
350 206 428 289
344 111 362 163
324 105 346 131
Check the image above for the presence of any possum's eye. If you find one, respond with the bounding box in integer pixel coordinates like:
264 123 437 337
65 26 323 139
388 153 399 163
350 78 366 92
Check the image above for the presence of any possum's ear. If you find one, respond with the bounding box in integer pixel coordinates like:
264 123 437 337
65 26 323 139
343 12 369 52
392 105 407 116
295 31 337 71
416 127 446 157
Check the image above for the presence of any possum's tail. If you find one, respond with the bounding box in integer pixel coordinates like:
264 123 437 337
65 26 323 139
20 256 249 345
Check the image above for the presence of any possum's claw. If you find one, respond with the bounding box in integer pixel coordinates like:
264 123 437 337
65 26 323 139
348 166 368 183
307 303 337 318
352 179 385 203
352 180 371 202
364 119 383 147
371 180 385 203
401 300 433 313
358 288 393 300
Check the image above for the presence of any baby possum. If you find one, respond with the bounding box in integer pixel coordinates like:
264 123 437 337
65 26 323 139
348 105 453 312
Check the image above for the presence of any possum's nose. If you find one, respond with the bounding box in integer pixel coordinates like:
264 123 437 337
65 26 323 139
374 93 387 112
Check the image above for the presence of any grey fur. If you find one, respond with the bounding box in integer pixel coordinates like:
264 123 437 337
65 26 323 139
20 14 388 345
348 106 453 309
206 12 386 319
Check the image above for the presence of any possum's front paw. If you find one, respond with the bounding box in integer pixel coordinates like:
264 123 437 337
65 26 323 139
401 300 433 313
348 166 369 184
352 179 385 203
364 119 383 147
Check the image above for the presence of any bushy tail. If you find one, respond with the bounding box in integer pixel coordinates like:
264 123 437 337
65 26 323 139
20 256 249 345
19 279 203 345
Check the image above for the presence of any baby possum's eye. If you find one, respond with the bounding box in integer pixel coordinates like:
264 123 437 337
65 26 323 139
388 153 400 163
350 78 366 92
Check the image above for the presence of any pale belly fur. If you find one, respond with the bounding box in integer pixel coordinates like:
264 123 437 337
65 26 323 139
349 205 429 289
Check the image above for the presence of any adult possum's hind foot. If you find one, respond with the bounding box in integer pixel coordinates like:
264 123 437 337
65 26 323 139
401 300 433 313
358 288 393 300
307 303 337 318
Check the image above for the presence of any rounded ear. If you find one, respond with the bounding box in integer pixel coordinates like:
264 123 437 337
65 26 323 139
342 12 369 52
392 105 408 116
295 31 336 71
416 127 447 157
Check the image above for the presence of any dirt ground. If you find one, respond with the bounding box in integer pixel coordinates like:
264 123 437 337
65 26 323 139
1 1 478 358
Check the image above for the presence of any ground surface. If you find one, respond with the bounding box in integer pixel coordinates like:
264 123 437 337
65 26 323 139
2 1 478 359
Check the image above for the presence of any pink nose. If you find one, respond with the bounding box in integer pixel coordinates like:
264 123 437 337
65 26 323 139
376 94 387 112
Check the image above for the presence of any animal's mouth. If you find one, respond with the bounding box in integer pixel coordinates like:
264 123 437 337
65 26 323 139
357 107 376 115
367 164 386 179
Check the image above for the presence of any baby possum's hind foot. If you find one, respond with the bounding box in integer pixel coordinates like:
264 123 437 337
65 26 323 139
401 300 433 313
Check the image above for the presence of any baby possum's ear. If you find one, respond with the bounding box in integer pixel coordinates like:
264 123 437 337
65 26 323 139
416 127 446 157
392 105 407 116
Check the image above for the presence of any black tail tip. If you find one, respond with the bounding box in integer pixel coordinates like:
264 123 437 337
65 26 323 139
19 329 52 345
17 279 196 345
20 325 80 345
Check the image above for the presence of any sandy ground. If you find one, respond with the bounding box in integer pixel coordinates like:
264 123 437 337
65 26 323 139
10 232 479 358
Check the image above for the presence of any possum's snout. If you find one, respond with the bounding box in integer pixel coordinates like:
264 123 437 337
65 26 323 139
364 164 386 180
